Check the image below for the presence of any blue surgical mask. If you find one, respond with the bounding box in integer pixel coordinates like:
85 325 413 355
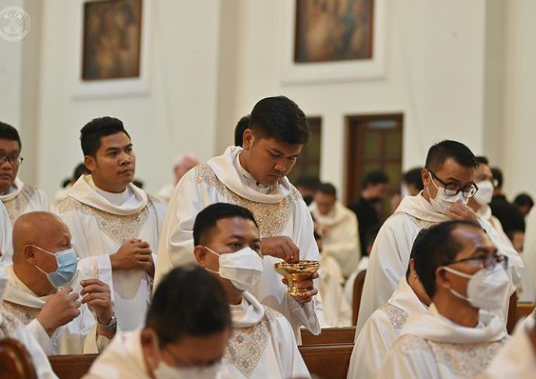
34 246 78 288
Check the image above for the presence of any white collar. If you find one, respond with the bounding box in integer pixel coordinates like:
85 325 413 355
0 177 24 201
231 291 266 328
388 277 429 315
401 303 507 344
68 175 147 215
207 146 292 204
310 201 348 227
395 193 451 223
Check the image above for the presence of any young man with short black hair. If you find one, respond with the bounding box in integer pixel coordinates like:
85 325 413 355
156 96 322 339
56 117 166 331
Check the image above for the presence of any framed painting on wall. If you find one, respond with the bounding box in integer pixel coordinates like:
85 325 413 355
280 0 387 84
294 0 374 63
72 0 151 98
82 0 143 80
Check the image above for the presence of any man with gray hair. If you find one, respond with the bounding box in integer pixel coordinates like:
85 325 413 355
157 152 199 203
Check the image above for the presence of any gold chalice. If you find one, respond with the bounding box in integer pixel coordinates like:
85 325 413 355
274 260 319 297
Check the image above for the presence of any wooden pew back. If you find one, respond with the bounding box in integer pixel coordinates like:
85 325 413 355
49 354 97 379
0 338 38 379
301 327 355 345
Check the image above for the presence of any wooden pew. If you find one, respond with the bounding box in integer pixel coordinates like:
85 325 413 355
299 343 353 379
49 354 97 379
301 327 355 345
515 302 536 323
352 270 366 325
0 338 38 379
49 343 355 379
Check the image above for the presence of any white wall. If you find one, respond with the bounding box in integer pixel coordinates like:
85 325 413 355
34 0 221 196
217 0 499 201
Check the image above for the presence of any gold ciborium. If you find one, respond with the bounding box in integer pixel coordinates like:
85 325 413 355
274 260 319 297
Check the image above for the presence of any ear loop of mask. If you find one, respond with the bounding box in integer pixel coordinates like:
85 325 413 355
441 266 473 302
203 247 221 275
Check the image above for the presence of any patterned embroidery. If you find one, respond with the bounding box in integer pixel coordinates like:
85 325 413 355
391 211 437 230
379 303 408 331
2 301 41 326
430 338 507 377
0 306 21 337
195 164 298 237
396 334 431 354
224 308 277 378
56 197 150 245
3 185 37 224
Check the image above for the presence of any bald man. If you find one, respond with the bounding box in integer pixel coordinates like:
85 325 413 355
1 212 116 355
157 152 199 203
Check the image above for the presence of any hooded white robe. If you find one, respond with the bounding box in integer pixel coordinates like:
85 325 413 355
0 201 13 266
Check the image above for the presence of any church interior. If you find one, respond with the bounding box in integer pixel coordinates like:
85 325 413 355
1 0 536 378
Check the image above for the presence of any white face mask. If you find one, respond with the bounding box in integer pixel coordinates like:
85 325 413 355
473 180 494 206
205 246 264 291
442 264 511 310
154 361 220 379
427 176 468 215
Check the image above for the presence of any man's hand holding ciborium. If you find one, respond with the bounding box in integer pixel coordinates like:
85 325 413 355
262 236 319 305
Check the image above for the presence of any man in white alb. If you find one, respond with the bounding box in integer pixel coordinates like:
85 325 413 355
56 117 166 331
310 182 360 278
357 140 523 333
379 221 509 379
194 203 310 378
347 229 431 379
2 212 116 355
157 153 199 203
155 96 322 338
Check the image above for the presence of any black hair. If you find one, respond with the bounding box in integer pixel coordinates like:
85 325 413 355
80 116 131 157
249 96 309 145
475 156 489 166
0 121 22 151
514 193 534 208
234 115 250 147
362 170 389 188
316 182 337 197
73 163 90 180
296 176 320 191
425 140 477 172
491 167 503 188
412 220 482 298
193 203 258 246
146 266 231 347
402 167 424 191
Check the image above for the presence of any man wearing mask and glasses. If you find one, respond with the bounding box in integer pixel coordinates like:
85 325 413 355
193 203 310 379
1 212 116 355
357 140 523 333
379 221 510 379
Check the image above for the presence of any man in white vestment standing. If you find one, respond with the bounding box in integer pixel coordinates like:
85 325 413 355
56 117 166 331
310 182 360 278
83 266 232 379
2 212 116 355
347 229 431 379
0 269 59 379
357 140 523 333
378 221 509 379
155 96 322 338
194 203 310 378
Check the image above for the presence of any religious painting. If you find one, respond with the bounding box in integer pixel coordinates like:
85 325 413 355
294 0 374 63
82 0 143 80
